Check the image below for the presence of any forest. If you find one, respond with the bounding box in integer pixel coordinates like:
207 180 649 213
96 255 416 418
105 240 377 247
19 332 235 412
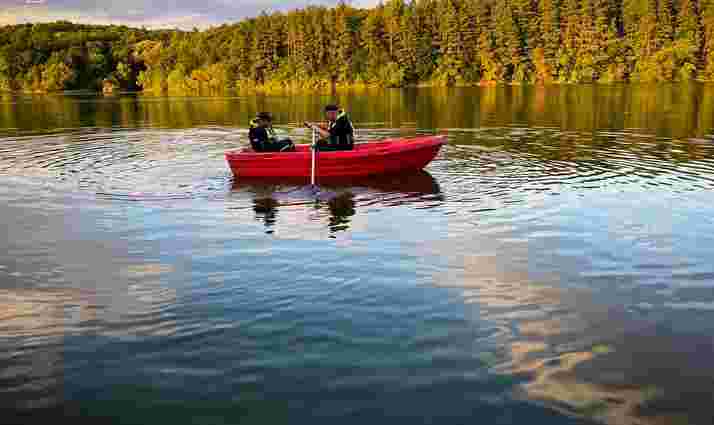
2 0 714 93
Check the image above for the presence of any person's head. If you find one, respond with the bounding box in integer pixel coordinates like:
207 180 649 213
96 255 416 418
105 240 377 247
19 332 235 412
324 104 339 121
256 112 272 127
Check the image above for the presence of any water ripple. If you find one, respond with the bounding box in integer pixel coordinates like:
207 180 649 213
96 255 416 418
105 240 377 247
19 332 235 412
3 120 714 424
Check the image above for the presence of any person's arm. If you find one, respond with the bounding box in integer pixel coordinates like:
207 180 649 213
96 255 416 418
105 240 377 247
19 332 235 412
267 126 279 142
304 121 330 139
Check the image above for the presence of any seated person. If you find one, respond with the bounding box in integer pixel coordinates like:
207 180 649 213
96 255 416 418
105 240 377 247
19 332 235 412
304 104 354 151
249 112 295 152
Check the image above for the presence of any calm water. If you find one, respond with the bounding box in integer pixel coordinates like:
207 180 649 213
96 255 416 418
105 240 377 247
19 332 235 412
2 85 714 425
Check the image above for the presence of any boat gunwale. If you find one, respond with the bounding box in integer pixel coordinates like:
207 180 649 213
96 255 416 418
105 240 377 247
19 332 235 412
225 135 446 161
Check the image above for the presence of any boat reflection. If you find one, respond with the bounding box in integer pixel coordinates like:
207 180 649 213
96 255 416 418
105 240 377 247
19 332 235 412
231 170 443 234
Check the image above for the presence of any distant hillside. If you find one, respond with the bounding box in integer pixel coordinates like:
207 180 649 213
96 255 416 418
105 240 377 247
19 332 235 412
2 0 714 93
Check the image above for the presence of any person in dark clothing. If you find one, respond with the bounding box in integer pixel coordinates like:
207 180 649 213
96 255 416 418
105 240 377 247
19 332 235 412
304 104 354 151
249 112 295 152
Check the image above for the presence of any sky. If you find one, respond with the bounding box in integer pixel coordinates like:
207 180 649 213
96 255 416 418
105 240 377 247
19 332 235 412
0 0 377 29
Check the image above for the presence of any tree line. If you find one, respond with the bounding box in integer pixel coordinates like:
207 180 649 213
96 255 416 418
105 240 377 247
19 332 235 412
2 0 714 93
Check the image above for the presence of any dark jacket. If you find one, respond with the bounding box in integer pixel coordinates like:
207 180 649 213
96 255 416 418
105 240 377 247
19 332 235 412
248 118 277 151
326 110 354 148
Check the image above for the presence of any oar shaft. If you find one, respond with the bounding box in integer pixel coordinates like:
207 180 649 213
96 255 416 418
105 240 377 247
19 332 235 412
311 128 316 185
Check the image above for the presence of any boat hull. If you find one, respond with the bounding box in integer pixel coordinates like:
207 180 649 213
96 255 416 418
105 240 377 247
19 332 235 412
225 136 445 179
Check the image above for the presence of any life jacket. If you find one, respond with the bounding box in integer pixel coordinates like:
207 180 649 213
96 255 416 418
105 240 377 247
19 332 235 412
250 118 277 140
328 110 354 146
328 110 350 131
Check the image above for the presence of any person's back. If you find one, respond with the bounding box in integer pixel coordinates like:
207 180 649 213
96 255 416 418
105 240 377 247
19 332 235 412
248 117 270 151
248 112 295 152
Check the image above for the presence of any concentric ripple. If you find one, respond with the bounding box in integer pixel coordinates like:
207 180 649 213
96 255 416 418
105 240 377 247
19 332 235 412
3 91 714 425
0 127 245 200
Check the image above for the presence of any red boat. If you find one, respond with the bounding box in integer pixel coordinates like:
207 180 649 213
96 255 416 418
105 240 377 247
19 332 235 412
225 135 446 179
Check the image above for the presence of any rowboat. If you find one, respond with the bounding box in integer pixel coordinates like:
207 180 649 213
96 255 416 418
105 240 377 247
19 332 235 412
225 135 445 179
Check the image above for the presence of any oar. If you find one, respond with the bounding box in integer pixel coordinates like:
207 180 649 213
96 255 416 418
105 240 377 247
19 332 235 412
311 126 317 185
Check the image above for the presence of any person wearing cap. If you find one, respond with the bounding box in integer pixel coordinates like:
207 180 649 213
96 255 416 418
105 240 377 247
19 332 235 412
304 104 354 151
249 112 295 152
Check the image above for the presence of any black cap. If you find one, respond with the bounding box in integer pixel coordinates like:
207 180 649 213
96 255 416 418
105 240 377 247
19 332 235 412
256 112 272 120
324 104 339 112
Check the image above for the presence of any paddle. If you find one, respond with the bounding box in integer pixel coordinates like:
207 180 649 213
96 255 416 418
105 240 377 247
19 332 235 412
304 121 321 186
311 125 317 185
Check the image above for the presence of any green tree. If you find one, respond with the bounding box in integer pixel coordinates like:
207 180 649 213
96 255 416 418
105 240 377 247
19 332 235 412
361 4 388 81
703 0 714 79
460 0 482 82
42 60 75 91
435 0 464 85
414 0 439 79
286 10 309 79
115 61 132 88
334 2 357 82
395 1 419 82
494 0 531 81
677 0 702 47
384 0 405 60
539 0 561 81
558 0 581 81
0 51 18 90
4 0 714 90
674 0 702 80
475 2 504 83
657 0 675 46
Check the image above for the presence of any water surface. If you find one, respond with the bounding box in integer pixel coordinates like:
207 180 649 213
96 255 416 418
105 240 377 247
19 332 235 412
2 85 714 425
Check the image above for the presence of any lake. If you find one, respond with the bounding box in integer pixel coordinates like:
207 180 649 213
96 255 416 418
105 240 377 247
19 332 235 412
2 85 714 425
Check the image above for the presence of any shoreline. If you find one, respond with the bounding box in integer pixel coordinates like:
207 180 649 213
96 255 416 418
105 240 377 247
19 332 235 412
3 80 713 96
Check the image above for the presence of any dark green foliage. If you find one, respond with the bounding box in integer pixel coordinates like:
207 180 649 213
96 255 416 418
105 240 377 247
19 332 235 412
704 0 714 78
3 0 714 92
538 0 561 81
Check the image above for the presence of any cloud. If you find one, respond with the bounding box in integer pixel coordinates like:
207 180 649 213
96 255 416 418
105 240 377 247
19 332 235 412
0 7 215 29
0 0 380 30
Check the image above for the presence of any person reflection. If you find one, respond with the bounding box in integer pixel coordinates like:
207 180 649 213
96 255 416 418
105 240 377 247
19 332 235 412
326 191 356 234
252 196 279 233
236 170 441 235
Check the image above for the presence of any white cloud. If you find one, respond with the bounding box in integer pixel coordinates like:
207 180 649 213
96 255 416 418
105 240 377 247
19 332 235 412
0 0 382 29
0 6 218 29
0 0 379 29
